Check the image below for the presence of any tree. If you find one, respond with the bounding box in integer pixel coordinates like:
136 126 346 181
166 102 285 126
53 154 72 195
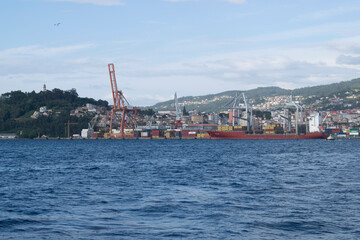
183 106 189 116
2 110 11 122
140 108 155 117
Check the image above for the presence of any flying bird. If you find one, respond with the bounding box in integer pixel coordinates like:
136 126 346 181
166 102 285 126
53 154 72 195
54 23 61 27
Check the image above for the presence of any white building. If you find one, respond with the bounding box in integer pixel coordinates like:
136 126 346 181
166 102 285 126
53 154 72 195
39 106 47 113
81 129 94 139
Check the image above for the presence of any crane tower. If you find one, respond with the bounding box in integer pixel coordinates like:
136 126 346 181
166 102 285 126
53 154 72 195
174 92 183 121
225 92 253 131
173 92 183 129
108 63 137 138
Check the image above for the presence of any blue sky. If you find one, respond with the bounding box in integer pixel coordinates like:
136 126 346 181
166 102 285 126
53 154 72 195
1 0 360 106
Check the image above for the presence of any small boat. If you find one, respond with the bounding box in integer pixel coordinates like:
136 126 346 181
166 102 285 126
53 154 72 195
326 135 335 141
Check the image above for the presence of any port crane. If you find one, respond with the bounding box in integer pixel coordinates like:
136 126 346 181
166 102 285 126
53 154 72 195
174 92 183 128
320 111 332 129
225 92 253 131
174 92 183 121
242 92 253 131
89 115 98 131
85 114 98 138
65 120 78 139
108 63 137 138
225 92 242 126
281 96 303 135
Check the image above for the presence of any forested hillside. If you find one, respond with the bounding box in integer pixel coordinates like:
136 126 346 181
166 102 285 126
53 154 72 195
0 89 108 138
293 78 360 97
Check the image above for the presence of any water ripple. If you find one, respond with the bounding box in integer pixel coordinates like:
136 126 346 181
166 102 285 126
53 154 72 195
1 139 360 239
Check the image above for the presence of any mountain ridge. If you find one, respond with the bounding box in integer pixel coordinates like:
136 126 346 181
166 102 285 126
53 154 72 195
149 78 360 112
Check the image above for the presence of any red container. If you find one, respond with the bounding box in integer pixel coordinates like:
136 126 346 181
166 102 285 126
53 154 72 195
152 130 160 137
331 128 341 133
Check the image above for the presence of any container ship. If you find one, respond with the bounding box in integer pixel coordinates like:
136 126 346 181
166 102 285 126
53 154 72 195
206 93 330 140
208 130 327 139
208 122 328 140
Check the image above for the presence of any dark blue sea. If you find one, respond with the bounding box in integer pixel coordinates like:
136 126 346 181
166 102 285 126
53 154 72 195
1 139 360 239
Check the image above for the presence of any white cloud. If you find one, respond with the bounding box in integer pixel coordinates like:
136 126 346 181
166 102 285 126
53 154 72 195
0 44 94 58
2 39 360 106
243 21 360 45
293 6 360 22
46 0 124 6
336 55 360 65
2 34 360 106
327 36 360 54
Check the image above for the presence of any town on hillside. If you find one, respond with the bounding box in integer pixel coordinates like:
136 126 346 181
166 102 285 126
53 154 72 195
71 92 360 139
2 78 360 139
4 91 358 140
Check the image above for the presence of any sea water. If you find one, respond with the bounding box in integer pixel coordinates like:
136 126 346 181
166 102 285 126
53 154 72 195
1 139 360 239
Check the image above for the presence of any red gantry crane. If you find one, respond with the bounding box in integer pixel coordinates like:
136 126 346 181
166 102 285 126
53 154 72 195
108 63 137 138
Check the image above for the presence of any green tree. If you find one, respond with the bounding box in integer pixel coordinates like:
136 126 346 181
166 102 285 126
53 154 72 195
183 106 189 116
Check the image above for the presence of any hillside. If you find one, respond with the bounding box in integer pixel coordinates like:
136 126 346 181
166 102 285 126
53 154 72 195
149 78 360 112
0 89 109 138
293 78 360 97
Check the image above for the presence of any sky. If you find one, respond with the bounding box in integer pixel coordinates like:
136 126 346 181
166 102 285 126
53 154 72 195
1 0 360 106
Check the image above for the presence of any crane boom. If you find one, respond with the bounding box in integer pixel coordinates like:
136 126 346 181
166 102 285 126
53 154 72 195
108 63 137 138
109 64 120 109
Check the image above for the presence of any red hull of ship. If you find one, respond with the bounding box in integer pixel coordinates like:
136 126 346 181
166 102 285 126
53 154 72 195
208 131 326 139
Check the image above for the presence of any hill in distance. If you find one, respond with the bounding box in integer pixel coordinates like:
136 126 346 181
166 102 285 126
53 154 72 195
149 78 360 113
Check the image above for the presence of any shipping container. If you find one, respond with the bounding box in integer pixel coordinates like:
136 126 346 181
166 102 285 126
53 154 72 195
134 131 141 138
73 134 81 139
349 129 359 136
325 128 332 133
326 128 342 134
152 130 160 137
182 130 197 136
336 132 347 137
141 132 149 137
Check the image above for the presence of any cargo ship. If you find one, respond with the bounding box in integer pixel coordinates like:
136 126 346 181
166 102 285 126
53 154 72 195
208 93 329 140
208 123 328 140
207 130 327 139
